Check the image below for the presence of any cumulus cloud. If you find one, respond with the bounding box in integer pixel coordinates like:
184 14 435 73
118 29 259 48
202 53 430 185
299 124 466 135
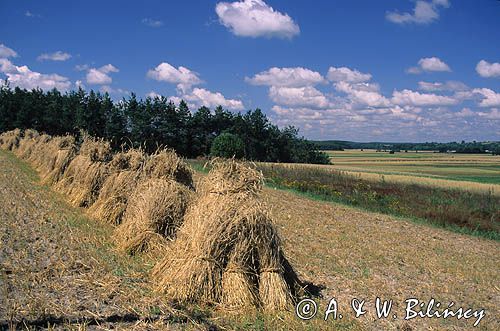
37 51 72 62
246 67 324 87
392 89 457 106
86 64 119 85
327 67 371 83
407 57 451 74
147 62 202 93
0 44 17 58
179 88 244 110
477 108 500 120
0 58 71 91
473 88 500 107
456 107 474 117
75 64 89 71
147 62 242 110
215 0 300 38
418 80 468 92
147 91 162 99
386 0 449 25
476 60 500 78
142 18 164 27
100 85 129 97
335 81 391 107
269 86 330 109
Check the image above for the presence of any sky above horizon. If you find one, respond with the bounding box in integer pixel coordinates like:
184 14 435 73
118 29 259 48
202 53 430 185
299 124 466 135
1 0 499 142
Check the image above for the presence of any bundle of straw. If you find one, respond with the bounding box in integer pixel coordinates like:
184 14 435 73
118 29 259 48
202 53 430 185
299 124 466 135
152 159 301 310
142 149 194 188
114 178 192 254
0 129 22 150
89 149 146 225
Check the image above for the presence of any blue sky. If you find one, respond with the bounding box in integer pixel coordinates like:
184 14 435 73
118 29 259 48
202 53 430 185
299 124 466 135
1 0 499 142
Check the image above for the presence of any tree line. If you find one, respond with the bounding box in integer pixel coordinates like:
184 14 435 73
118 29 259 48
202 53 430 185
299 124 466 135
0 85 330 163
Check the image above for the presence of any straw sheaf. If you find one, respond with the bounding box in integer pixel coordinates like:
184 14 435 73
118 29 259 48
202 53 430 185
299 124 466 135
79 135 113 162
200 158 263 195
142 149 194 188
88 170 142 225
152 160 300 310
109 149 146 172
14 129 41 158
54 155 110 207
0 129 22 150
114 178 192 254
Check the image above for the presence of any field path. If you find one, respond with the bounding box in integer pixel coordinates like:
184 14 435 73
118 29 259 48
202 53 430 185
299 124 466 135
263 187 500 330
0 151 211 330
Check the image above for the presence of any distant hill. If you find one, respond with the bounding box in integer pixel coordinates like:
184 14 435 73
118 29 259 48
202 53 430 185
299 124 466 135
312 140 500 154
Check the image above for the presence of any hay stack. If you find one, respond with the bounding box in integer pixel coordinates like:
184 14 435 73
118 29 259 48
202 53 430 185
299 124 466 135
0 129 22 150
142 148 193 188
40 136 78 185
25 134 52 167
88 149 146 225
114 178 192 254
15 129 40 158
54 136 112 207
152 159 302 310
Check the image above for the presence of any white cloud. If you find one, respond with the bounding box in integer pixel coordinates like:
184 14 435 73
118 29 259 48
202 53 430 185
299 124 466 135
476 60 500 78
37 51 72 62
477 108 500 120
0 58 17 73
335 81 391 107
215 0 300 39
392 89 457 106
386 0 449 25
0 44 17 58
75 80 85 89
473 88 500 107
75 64 89 71
100 85 129 96
180 87 244 110
269 86 330 109
86 64 119 85
147 91 162 99
418 80 468 92
327 67 371 83
0 58 71 91
147 62 202 93
142 18 164 27
246 67 324 87
407 57 451 74
25 11 41 18
456 107 474 117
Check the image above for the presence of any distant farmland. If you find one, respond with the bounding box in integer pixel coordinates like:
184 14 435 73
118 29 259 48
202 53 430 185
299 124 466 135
325 149 500 186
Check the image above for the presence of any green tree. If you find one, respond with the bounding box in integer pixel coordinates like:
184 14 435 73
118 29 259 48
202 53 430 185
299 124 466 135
210 132 245 158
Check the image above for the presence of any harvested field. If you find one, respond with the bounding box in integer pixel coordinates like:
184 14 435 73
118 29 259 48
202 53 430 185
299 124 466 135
323 149 500 187
0 149 216 330
1 133 499 330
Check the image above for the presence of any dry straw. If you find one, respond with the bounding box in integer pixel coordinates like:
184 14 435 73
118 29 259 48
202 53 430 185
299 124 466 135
54 135 112 207
88 149 146 225
0 129 22 150
15 129 41 158
114 178 192 254
142 148 194 188
152 159 302 311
